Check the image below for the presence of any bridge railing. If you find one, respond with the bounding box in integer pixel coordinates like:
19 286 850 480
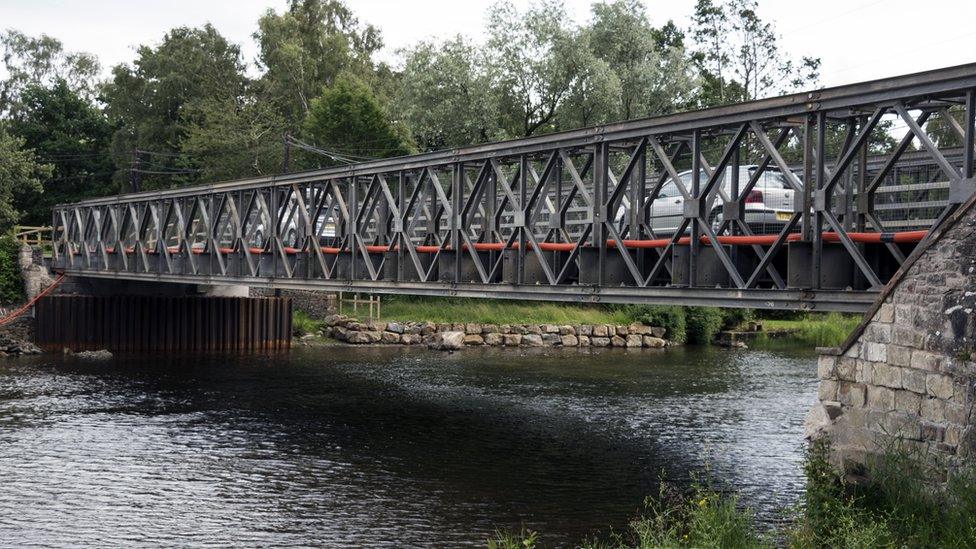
48 64 976 311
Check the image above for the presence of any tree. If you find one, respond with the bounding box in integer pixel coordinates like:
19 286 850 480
485 0 578 137
6 80 115 223
689 0 820 106
302 74 414 166
0 30 100 116
102 24 248 190
0 124 50 230
180 95 285 182
586 0 696 120
395 38 503 151
254 0 383 131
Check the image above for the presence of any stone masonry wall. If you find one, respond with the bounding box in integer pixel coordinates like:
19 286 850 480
811 194 976 473
250 288 336 319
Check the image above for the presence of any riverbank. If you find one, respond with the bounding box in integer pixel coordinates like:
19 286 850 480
491 440 976 548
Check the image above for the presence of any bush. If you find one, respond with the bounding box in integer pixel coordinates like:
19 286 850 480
623 305 687 343
720 307 754 330
685 307 724 344
0 235 24 304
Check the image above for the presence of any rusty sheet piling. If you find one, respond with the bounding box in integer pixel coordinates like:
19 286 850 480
34 295 291 353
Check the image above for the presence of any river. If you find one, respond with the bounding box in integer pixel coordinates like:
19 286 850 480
0 344 816 547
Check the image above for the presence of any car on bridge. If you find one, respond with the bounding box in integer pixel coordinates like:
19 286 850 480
640 165 798 235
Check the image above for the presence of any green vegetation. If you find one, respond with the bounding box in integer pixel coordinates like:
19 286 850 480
373 296 633 326
490 440 976 548
0 234 23 303
621 305 687 342
758 313 861 348
291 310 323 337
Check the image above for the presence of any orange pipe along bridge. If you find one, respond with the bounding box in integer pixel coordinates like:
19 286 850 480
50 63 976 313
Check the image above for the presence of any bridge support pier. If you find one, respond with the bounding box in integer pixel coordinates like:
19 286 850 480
810 194 976 474
36 279 290 352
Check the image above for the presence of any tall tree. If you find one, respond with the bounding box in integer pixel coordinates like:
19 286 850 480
0 124 50 230
254 0 383 131
395 38 503 151
102 24 247 190
7 80 115 223
485 0 578 137
689 0 820 106
302 74 414 166
586 0 697 120
0 30 100 116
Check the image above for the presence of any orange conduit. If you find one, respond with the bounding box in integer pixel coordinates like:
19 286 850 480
100 230 928 257
0 273 65 326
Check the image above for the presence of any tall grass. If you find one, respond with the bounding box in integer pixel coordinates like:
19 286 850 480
291 310 322 336
362 296 633 326
759 312 860 348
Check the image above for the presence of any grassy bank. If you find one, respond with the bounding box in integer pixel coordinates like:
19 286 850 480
331 296 860 347
753 313 861 348
489 440 976 548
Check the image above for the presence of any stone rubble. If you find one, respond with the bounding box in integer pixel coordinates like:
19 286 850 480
318 314 672 351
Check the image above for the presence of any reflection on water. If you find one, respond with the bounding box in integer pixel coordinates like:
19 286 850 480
0 345 816 547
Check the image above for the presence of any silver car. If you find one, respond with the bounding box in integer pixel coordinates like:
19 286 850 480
644 165 797 235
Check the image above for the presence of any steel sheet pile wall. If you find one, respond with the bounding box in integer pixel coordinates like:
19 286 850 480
34 295 291 352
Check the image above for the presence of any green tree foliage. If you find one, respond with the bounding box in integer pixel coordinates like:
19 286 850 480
0 235 25 303
254 0 383 130
586 0 696 120
302 75 414 166
102 24 248 190
485 0 579 138
0 124 50 229
395 38 503 150
0 30 100 116
7 80 114 223
690 0 820 106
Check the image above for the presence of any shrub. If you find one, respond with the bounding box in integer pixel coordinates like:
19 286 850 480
720 307 754 330
685 307 724 344
623 305 687 343
291 310 320 337
0 235 24 304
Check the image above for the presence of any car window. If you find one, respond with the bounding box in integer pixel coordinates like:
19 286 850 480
761 171 789 189
657 181 679 198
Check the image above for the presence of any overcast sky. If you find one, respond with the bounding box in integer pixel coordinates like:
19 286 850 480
2 0 975 89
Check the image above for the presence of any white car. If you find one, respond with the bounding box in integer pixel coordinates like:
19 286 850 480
641 165 798 236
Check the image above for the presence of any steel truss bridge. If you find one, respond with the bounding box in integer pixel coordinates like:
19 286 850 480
50 64 976 312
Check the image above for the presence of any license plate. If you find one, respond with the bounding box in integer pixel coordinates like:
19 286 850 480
775 212 791 221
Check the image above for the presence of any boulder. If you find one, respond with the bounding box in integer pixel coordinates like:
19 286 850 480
542 333 560 345
381 332 401 344
578 335 591 346
629 323 654 335
463 334 485 346
465 323 482 335
347 330 382 344
484 332 505 346
503 334 522 347
558 325 575 335
331 326 350 341
542 324 560 334
610 335 627 347
510 324 527 335
385 322 405 334
577 325 593 337
401 333 422 345
615 325 629 336
73 349 113 360
625 334 643 348
482 325 499 334
591 337 610 347
650 327 667 338
522 334 544 347
366 320 387 332
428 331 465 351
561 334 579 347
643 336 667 348
592 324 608 337
525 324 543 335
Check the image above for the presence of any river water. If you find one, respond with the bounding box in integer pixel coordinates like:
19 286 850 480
0 344 816 547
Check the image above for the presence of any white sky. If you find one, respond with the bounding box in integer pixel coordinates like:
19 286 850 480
1 0 975 89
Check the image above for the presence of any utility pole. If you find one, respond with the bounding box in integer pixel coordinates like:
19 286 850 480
129 148 142 193
282 133 291 174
